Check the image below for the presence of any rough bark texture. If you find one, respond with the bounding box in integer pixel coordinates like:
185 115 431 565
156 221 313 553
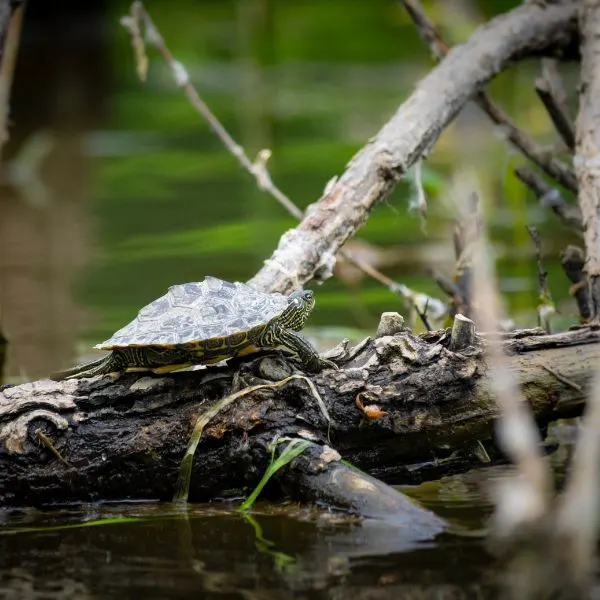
0 326 597 507
576 0 600 320
248 0 578 295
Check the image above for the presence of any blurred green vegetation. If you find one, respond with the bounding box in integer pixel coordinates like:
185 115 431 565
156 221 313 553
80 0 581 343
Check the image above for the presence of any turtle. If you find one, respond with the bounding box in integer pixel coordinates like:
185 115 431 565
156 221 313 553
54 276 335 379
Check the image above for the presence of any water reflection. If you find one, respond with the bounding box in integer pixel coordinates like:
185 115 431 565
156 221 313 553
0 1 106 379
0 502 493 599
1 450 587 598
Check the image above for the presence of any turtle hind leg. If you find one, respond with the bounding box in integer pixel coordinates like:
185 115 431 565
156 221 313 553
50 354 117 381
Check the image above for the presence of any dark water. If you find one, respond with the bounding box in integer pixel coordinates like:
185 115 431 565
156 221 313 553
0 0 584 597
0 477 495 599
0 445 581 599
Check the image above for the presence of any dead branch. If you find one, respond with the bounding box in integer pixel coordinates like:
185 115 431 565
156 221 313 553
401 0 577 194
535 59 576 151
514 166 582 232
247 1 577 294
575 0 600 322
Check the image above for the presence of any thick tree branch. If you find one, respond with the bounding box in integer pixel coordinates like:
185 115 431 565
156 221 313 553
120 2 439 306
249 1 578 294
575 0 600 322
402 0 577 194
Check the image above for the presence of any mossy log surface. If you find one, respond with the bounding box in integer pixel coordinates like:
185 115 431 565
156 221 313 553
0 325 598 508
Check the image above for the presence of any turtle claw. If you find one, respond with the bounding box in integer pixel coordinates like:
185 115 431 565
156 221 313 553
300 356 338 373
318 357 339 372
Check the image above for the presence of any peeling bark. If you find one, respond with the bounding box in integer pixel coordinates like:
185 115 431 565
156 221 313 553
0 325 597 508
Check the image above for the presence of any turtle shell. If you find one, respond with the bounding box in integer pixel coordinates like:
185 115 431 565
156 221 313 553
95 276 289 350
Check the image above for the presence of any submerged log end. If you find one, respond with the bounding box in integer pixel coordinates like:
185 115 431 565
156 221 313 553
281 441 447 539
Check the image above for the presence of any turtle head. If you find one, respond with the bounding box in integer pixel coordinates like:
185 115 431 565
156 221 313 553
279 289 315 331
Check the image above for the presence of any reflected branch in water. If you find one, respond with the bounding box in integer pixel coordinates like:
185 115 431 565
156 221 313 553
0 3 25 383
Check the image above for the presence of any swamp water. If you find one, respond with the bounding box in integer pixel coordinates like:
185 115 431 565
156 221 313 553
0 1 585 598
0 477 494 599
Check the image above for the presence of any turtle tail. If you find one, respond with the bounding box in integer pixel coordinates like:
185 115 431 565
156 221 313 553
50 355 115 381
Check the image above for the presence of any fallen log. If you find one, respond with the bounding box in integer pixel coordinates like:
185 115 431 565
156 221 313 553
0 320 597 514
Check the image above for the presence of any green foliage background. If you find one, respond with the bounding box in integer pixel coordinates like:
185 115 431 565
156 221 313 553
81 0 580 341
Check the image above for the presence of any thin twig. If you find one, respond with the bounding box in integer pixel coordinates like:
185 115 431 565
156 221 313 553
527 226 555 334
400 0 577 193
540 363 583 393
535 59 575 151
515 166 582 232
122 2 303 221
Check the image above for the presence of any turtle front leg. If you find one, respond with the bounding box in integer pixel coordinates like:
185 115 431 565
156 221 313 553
272 326 338 373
